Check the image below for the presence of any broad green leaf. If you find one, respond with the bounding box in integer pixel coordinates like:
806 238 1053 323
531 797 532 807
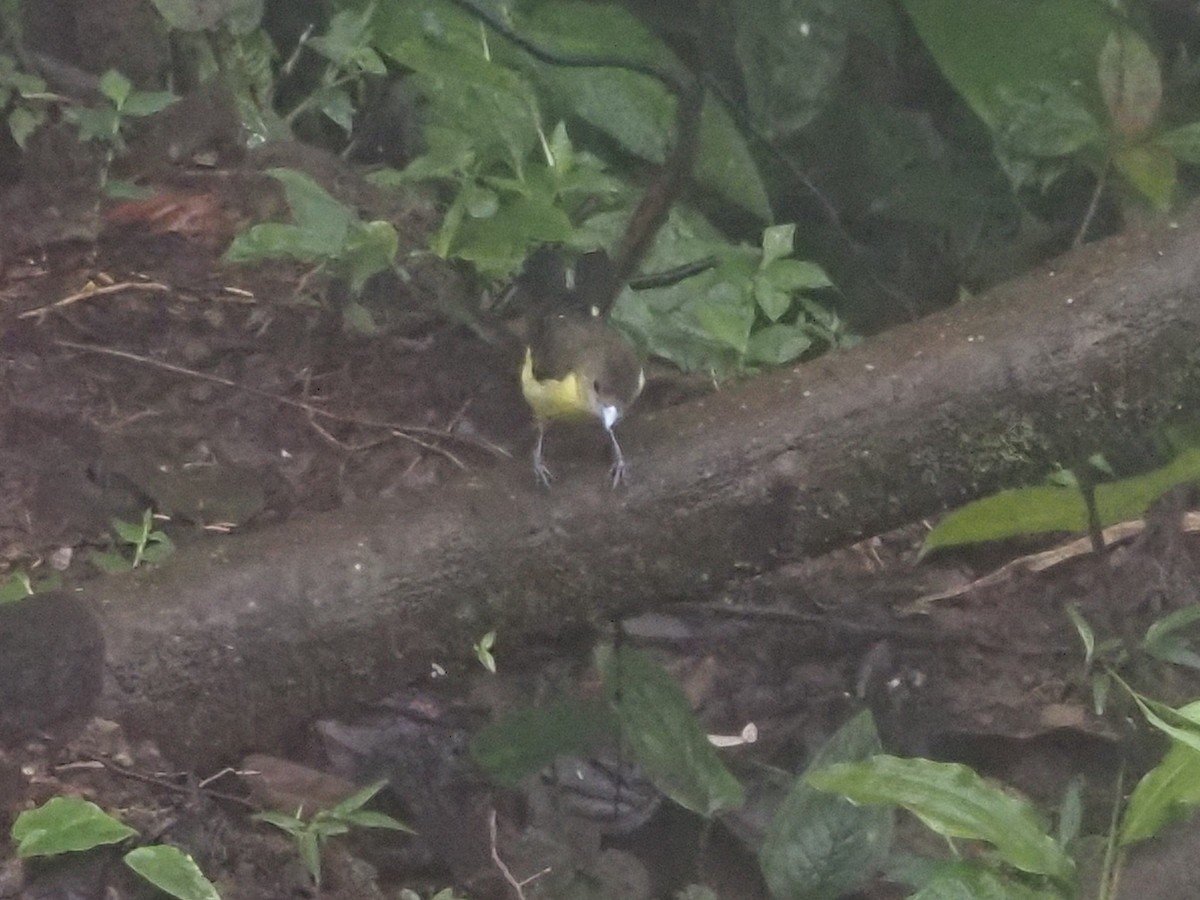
733 0 848 137
123 845 220 900
317 87 355 133
922 485 1087 556
1121 704 1200 845
923 446 1200 554
910 862 1066 900
1114 143 1176 211
1157 122 1200 164
902 0 1120 157
808 756 1075 883
746 324 812 365
694 95 772 221
759 711 893 900
12 797 137 857
471 697 617 786
598 645 744 816
1097 30 1161 138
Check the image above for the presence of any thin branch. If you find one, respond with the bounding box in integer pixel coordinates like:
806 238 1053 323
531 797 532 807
55 340 512 467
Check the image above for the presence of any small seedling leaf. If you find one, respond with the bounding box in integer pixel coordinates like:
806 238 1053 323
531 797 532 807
807 755 1074 883
123 845 221 900
337 810 414 832
12 797 137 857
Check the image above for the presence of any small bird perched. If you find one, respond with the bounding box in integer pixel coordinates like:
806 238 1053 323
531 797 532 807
521 307 644 487
516 78 703 488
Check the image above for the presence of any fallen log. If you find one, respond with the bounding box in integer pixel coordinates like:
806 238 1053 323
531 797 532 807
93 204 1200 768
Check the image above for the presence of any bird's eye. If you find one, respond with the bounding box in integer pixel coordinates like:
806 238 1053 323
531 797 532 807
593 379 601 393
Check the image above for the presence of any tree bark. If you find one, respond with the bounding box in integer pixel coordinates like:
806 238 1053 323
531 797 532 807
94 203 1200 768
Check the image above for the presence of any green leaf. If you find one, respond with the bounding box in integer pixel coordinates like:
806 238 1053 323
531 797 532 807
120 90 178 118
693 280 755 355
910 862 1066 900
1142 605 1200 669
746 324 812 365
760 224 795 269
1121 704 1200 845
98 70 132 108
0 571 33 604
307 7 375 69
111 514 148 545
762 258 833 292
694 95 772 221
344 220 399 294
759 711 893 900
471 697 617 786
753 279 792 323
807 756 1075 883
8 105 43 149
105 180 155 200
732 0 848 138
12 797 137 857
337 810 414 832
902 0 1119 157
317 87 355 133
1131 693 1200 756
298 830 321 883
123 845 221 900
598 644 745 817
924 446 1200 554
91 550 134 574
1097 30 1161 138
327 780 388 818
268 168 355 249
922 485 1087 556
253 811 303 836
1114 143 1176 211
1157 122 1200 164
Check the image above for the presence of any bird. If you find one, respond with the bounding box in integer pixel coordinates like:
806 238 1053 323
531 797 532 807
521 308 644 487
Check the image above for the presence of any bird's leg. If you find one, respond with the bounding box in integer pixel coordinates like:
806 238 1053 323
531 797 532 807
532 421 553 487
606 426 626 488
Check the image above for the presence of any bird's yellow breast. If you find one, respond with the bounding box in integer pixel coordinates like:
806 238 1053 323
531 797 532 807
521 347 596 422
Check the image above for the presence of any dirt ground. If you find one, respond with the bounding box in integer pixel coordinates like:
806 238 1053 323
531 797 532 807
4 149 1200 899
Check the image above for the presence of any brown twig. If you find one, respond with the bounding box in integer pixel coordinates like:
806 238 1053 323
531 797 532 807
66 756 261 812
18 280 170 320
54 339 513 467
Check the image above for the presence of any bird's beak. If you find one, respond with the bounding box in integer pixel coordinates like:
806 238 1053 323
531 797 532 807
601 405 620 430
